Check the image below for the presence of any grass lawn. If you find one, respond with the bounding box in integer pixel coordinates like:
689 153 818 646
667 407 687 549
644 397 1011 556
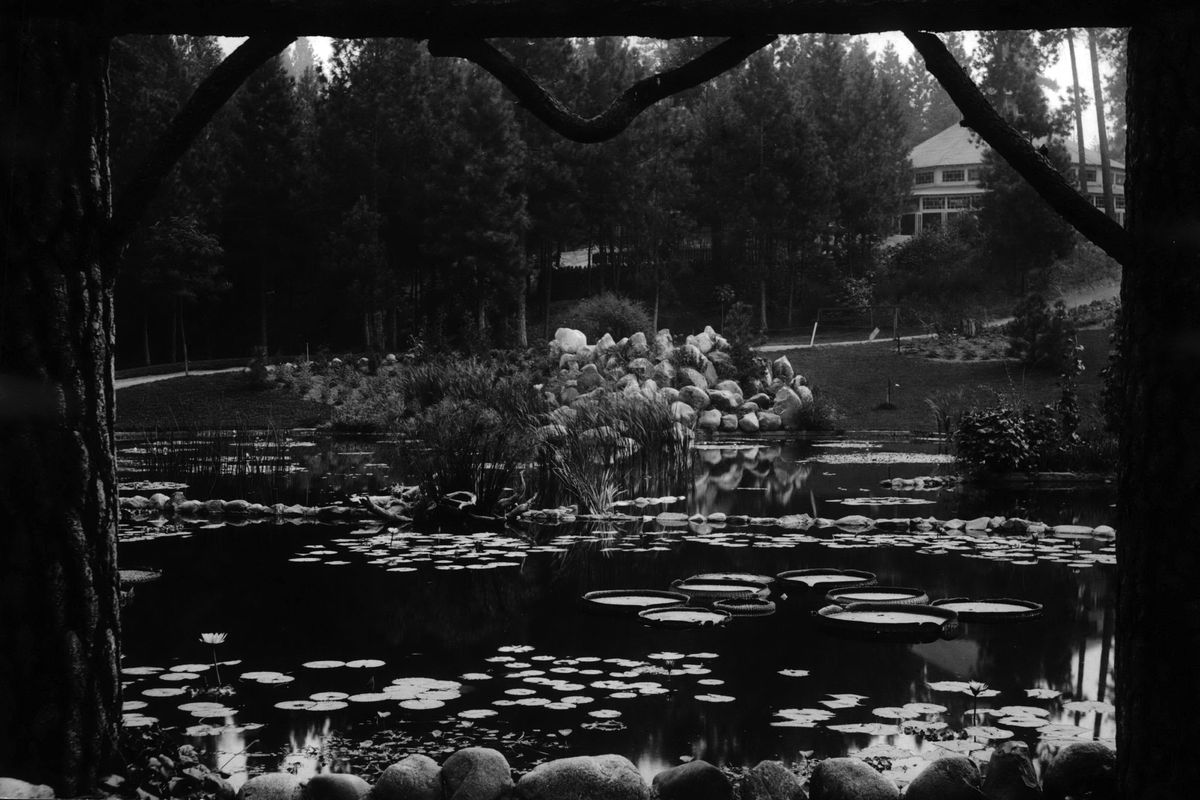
780 327 1112 433
116 373 331 431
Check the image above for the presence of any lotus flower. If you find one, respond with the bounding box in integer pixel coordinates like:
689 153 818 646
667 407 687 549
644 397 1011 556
200 632 228 684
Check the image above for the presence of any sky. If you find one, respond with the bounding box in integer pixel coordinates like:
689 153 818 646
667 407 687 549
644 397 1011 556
222 31 1116 149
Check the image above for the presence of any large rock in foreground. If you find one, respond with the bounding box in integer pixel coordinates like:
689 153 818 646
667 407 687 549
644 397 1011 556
442 747 513 800
554 327 587 354
740 760 806 800
982 742 1042 800
515 755 647 800
371 754 442 800
301 774 370 800
771 387 807 430
0 779 54 799
237 773 303 800
1042 742 1115 800
904 756 981 800
807 758 898 800
652 760 732 800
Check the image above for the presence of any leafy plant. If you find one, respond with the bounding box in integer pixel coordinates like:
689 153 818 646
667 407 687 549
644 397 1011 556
561 292 654 341
1005 294 1077 370
722 301 766 386
954 403 1061 474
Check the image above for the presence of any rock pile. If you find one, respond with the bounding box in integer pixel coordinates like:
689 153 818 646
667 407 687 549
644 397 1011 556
544 326 818 433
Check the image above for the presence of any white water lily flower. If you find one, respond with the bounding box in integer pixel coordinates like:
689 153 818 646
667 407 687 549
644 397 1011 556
200 632 228 645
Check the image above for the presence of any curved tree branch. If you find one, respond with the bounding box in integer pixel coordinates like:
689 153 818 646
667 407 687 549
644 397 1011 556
428 35 777 143
905 29 1132 265
106 32 295 258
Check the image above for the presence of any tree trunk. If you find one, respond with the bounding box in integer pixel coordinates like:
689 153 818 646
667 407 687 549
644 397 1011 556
259 270 269 352
180 300 190 375
1118 13 1200 798
169 302 178 363
1067 31 1089 192
514 274 528 348
759 278 768 332
0 21 121 796
142 311 152 366
1089 28 1117 219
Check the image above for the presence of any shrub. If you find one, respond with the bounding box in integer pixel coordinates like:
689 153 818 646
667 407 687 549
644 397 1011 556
723 301 766 386
1006 294 1077 370
562 292 653 341
954 403 1061 474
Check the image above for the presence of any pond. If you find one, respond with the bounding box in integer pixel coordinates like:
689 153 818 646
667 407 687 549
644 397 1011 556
116 433 1116 788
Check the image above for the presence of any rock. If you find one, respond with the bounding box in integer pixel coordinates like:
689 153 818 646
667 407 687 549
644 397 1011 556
627 357 654 379
204 774 237 800
739 412 760 433
737 401 761 415
698 409 723 431
794 384 814 408
596 332 617 352
678 366 708 391
904 756 981 800
652 361 676 385
679 343 705 369
641 379 660 401
560 386 580 405
719 414 739 432
371 754 442 800
686 331 715 355
652 760 731 800
679 385 711 411
616 373 638 390
771 387 806 430
653 329 674 360
554 327 588 354
749 392 772 409
1042 742 1115 800
629 331 649 357
659 387 680 405
703 360 719 386
707 349 732 372
741 760 806 800
771 355 795 382
301 774 370 800
516 754 647 800
981 742 1042 800
707 389 740 412
238 773 303 800
807 758 898 800
441 747 513 800
0 778 54 799
714 380 744 403
577 364 605 391
758 411 782 432
669 401 697 427
204 498 224 515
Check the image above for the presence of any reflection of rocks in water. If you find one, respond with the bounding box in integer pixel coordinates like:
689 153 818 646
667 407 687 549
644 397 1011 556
694 446 811 516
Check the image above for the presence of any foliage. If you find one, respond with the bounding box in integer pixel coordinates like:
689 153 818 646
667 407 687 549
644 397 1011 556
561 292 654 340
1006 295 1079 370
722 301 767 385
879 215 988 310
954 403 1062 474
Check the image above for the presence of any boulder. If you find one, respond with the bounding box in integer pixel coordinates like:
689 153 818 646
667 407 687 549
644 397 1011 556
740 760 806 800
771 387 807 430
653 329 674 360
371 754 442 800
0 778 54 799
301 774 370 800
670 401 697 427
703 360 719 386
559 352 579 370
596 332 617 353
698 409 723 431
652 361 676 385
679 343 705 369
679 385 711 411
981 742 1043 800
678 367 709 391
516 755 647 800
577 364 605 391
789 374 808 390
205 775 237 800
807 758 898 800
749 392 772 409
737 401 761 416
576 344 597 363
652 760 731 800
739 412 760 433
719 414 739 432
627 357 654 379
560 386 580 405
707 389 740 412
237 773 303 800
687 331 715 355
758 411 782 432
554 327 588 354
794 384 814 408
659 387 680 405
904 756 981 800
628 331 650 357
707 349 733 372
1042 742 1115 800
441 748 513 800
616 373 639 390
771 355 795 382
641 379 660 401
714 379 744 402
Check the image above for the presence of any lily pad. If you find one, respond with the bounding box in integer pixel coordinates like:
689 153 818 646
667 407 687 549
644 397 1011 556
581 589 688 613
775 568 876 592
637 607 731 628
817 603 957 640
670 578 769 602
826 586 930 606
713 597 776 616
931 598 1043 621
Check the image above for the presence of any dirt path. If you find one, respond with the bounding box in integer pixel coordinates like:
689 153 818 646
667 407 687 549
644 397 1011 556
114 367 244 390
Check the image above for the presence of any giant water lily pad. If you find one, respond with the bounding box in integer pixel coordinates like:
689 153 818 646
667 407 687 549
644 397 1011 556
776 568 876 592
713 597 776 616
581 589 688 613
670 578 768 602
637 607 730 628
689 572 774 586
817 602 957 640
931 598 1043 621
825 586 930 606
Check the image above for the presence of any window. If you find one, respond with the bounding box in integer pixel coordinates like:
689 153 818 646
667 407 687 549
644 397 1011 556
914 170 934 185
967 167 981 182
1115 172 1126 185
1085 168 1097 183
941 169 965 183
1092 195 1106 208
1115 195 1126 209
922 197 946 210
947 196 972 210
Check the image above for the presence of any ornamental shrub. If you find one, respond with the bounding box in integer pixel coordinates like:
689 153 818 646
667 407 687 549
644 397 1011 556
563 292 653 341
954 403 1061 474
1005 294 1077 370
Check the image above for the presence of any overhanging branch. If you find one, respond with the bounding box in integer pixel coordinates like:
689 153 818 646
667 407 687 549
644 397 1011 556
429 35 776 143
106 32 295 256
905 29 1132 265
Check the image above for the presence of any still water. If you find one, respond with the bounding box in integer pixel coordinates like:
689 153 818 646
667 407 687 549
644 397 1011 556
117 435 1116 787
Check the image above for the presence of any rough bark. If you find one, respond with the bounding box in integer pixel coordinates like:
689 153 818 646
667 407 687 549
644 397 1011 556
1118 11 1200 799
2 0 1177 37
0 20 121 796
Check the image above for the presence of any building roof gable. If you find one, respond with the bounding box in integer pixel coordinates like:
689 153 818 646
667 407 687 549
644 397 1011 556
909 124 1124 171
